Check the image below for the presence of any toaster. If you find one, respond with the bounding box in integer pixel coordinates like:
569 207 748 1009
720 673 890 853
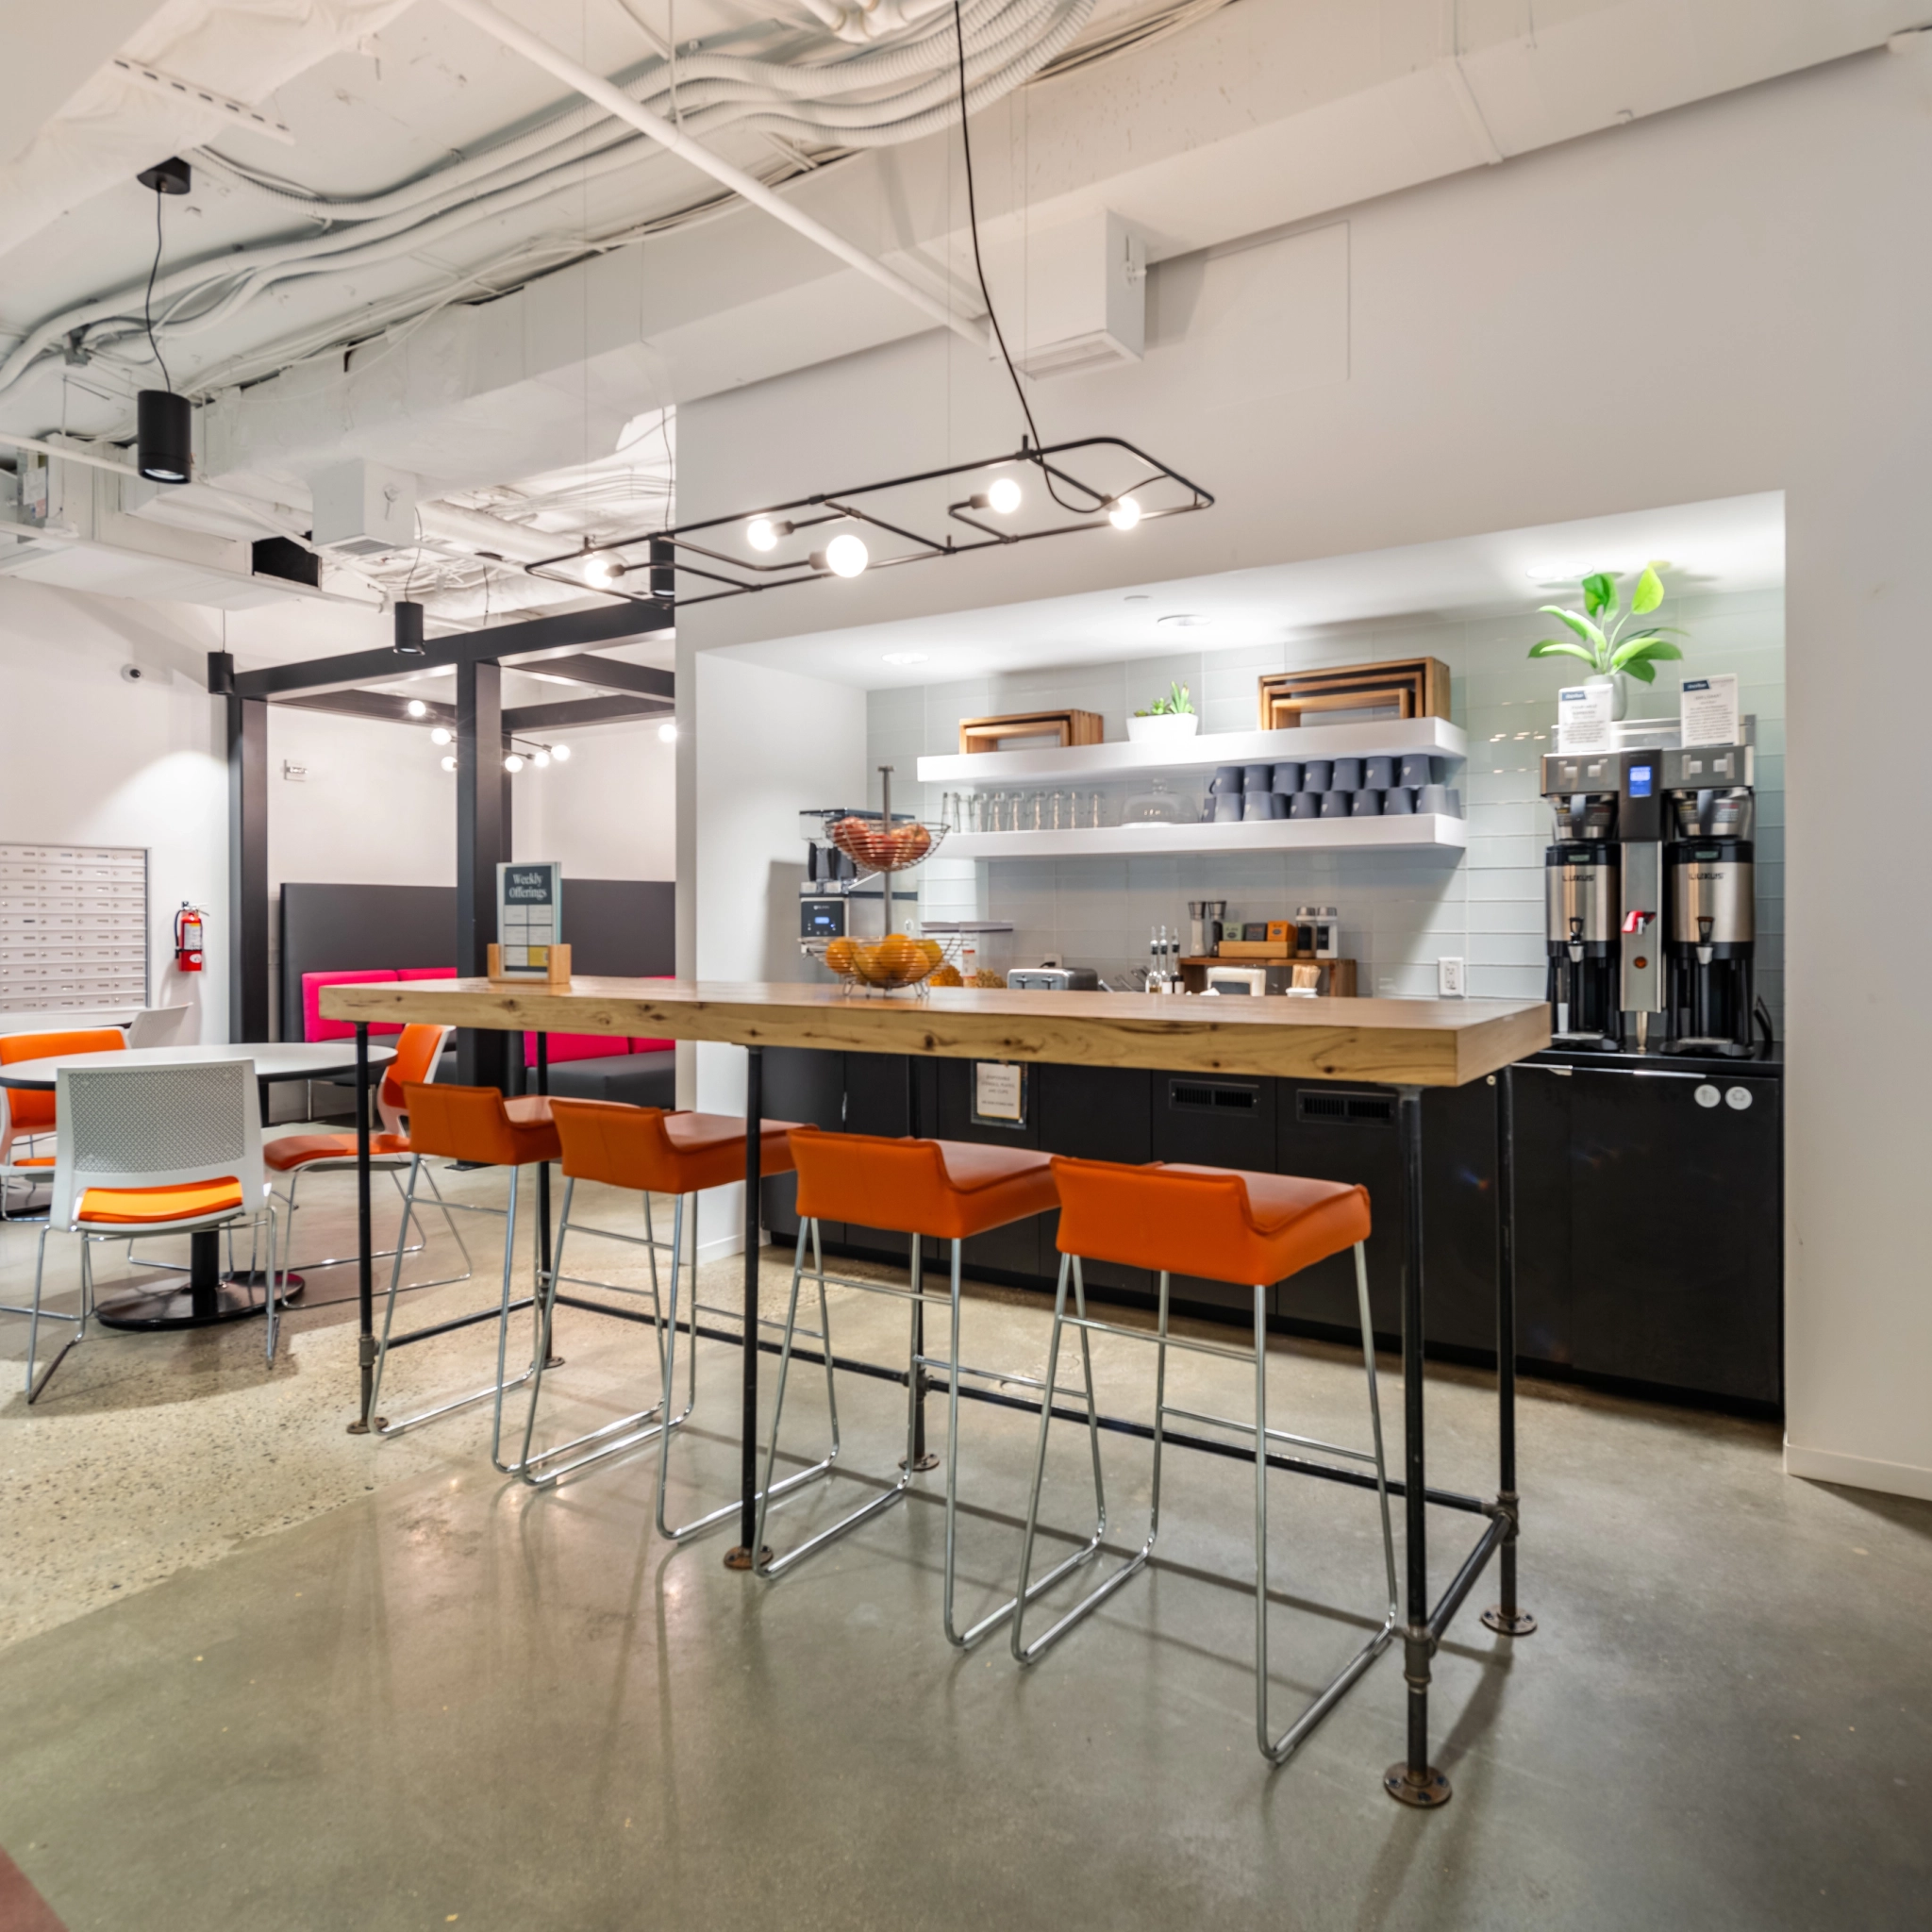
1007 966 1102 991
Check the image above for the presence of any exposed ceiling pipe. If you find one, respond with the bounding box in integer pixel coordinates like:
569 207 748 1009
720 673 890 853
414 498 577 566
437 0 992 355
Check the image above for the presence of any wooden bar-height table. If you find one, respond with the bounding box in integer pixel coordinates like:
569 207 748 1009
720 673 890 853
322 977 1548 1804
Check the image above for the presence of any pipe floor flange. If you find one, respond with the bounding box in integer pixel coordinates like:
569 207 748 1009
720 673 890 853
899 1453 941 1473
1482 1605 1539 1636
1384 1763 1452 1808
723 1544 774 1572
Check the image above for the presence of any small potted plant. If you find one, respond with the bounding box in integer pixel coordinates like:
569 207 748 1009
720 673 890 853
1126 679 1199 745
1528 565 1685 720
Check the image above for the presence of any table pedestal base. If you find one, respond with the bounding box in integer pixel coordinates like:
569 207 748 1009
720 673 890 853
94 1230 301 1330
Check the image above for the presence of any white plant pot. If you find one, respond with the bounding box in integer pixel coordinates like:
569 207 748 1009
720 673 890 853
1126 712 1200 746
1583 673 1629 722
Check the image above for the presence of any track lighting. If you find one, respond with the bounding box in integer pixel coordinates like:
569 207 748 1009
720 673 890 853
136 390 192 484
550 742 571 762
816 533 870 578
746 516 792 552
392 600 425 655
533 749 551 768
440 755 457 773
973 475 1023 514
504 753 525 773
658 721 678 742
1108 494 1142 531
430 725 453 745
584 552 625 587
406 698 427 719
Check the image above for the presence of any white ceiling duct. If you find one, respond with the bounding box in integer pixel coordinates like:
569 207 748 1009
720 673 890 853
0 0 419 261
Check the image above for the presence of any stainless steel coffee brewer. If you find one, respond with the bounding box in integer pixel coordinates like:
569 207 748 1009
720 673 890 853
1662 743 1760 1055
1541 755 1624 1046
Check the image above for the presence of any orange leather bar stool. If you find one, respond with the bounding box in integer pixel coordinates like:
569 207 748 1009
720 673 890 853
368 1083 560 1470
515 1099 800 1493
1012 1158 1398 1766
263 1024 472 1286
1 1028 125 1222
758 1127 1099 1647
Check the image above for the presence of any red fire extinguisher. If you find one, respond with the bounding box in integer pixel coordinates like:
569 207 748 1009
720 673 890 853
174 903 206 974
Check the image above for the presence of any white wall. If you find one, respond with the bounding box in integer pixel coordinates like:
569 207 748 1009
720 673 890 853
684 650 866 1257
0 578 225 1041
512 719 675 881
678 53 1932 1498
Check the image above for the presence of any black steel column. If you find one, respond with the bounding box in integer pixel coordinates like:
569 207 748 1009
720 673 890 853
347 1022 376 1433
726 1045 770 1569
456 658 508 1091
1386 1085 1450 1807
1484 1065 1537 1638
215 653 270 1045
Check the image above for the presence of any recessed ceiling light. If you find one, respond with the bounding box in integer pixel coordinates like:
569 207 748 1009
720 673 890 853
1124 593 1151 603
882 652 927 665
1158 613 1210 628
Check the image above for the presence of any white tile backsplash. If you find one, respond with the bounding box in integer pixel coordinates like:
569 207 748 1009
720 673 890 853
869 589 1784 1026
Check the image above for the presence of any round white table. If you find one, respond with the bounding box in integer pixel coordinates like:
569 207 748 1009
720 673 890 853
0 1041 395 1328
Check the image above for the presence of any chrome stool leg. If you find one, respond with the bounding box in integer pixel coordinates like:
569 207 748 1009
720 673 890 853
1012 1257 1163 1664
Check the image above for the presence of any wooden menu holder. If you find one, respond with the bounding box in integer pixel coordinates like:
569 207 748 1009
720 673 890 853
486 941 573 988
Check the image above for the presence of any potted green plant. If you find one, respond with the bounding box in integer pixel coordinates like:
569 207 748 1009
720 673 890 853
1126 679 1198 745
1528 565 1685 720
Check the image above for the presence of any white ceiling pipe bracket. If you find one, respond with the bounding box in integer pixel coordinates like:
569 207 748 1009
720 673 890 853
438 0 992 353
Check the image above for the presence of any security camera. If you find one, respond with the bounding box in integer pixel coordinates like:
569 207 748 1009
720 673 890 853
120 663 147 683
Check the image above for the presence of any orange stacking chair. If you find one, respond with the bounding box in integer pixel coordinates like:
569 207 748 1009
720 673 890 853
1012 1157 1398 1765
367 1082 560 1469
521 1099 802 1495
758 1127 1102 1648
262 1024 471 1286
0 1028 125 1221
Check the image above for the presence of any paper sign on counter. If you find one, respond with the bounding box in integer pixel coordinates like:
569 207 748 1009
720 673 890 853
973 1061 1024 1124
1557 685 1615 754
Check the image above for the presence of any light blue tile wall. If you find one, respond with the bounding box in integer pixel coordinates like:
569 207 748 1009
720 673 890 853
865 588 1784 1025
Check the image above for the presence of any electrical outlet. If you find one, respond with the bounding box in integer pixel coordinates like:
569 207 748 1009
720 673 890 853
1438 956 1465 997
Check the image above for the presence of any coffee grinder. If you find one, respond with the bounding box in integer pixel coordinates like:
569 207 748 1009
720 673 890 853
1662 742 1758 1055
1540 752 1624 1047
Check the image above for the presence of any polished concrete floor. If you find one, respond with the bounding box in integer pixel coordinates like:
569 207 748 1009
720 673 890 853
0 1155 1927 1930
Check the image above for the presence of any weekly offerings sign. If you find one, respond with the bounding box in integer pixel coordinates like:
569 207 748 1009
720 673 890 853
496 862 562 977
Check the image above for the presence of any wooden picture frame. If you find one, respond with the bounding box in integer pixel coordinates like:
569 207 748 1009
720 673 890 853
1257 658 1451 729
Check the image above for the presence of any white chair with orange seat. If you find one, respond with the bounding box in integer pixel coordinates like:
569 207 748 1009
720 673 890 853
0 1028 125 1222
263 1023 471 1286
21 1058 284 1402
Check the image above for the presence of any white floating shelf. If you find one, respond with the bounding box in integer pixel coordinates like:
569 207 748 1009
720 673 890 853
915 716 1466 789
939 814 1468 862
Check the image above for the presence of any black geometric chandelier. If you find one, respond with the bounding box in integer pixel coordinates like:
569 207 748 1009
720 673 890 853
525 436 1213 611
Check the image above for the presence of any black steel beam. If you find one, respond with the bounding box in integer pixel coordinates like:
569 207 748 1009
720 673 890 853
503 692 672 733
279 690 458 726
456 660 508 1091
516 652 673 699
220 658 270 1045
229 599 671 701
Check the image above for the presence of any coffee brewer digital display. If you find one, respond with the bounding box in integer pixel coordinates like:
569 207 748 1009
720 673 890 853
1662 744 1758 1056
1541 732 1764 1057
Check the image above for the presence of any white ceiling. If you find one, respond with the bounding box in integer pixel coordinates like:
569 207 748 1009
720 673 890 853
708 491 1786 688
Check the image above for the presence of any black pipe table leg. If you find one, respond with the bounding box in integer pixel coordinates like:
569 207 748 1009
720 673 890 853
1484 1063 1537 1638
1385 1084 1451 1807
903 1054 937 1473
347 1021 377 1434
725 1045 773 1571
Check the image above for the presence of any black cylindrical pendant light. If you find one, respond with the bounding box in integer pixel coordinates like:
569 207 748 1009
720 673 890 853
392 599 425 655
136 389 192 484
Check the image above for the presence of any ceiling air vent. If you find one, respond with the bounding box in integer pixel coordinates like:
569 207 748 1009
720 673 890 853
1010 210 1145 382
309 458 417 557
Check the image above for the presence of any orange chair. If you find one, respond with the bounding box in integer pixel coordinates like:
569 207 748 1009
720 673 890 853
1 1028 125 1221
367 1082 561 1470
757 1127 1094 1646
1011 1158 1397 1765
520 1100 803 1498
262 1024 470 1286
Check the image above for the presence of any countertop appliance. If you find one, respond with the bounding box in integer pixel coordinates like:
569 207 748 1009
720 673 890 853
1007 966 1102 991
1663 744 1759 1055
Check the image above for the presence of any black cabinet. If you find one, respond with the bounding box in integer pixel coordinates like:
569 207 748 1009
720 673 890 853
1035 1065 1154 1299
1515 1064 1781 1407
760 1046 843 1248
1150 1073 1274 1312
928 1059 1043 1282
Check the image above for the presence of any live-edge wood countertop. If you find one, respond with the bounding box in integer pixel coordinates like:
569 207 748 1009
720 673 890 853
321 979 1549 1089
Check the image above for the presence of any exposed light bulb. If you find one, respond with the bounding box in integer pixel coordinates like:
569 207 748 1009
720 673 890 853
821 533 869 577
1108 494 1142 531
987 475 1023 514
429 725 453 745
440 755 457 773
504 753 525 773
747 516 793 552
533 749 551 768
658 720 678 743
584 552 624 587
406 698 428 719
550 742 571 762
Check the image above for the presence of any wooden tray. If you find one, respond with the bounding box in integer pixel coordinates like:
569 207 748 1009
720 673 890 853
1257 658 1450 729
958 708 1106 755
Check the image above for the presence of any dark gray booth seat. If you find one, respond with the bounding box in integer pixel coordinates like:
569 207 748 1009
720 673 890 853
538 1049 676 1109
